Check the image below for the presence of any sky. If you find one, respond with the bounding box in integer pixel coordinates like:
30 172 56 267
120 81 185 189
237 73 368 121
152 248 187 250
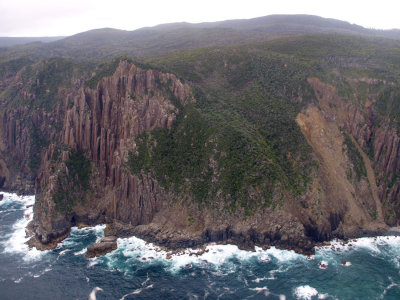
1 0 400 37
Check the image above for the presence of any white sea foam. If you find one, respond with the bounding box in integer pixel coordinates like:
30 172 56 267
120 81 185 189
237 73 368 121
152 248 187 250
57 224 105 251
59 249 70 256
259 246 304 262
13 277 23 283
107 236 305 274
88 287 103 300
87 258 99 268
318 260 328 269
249 287 269 292
249 286 270 296
74 248 87 256
314 235 400 271
32 267 52 278
294 285 319 299
1 193 47 262
69 224 106 239
119 276 153 300
316 236 400 255
258 255 271 263
0 192 33 208
253 277 269 283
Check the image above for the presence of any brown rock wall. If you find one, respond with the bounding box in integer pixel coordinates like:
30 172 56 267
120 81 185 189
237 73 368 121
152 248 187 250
32 61 192 245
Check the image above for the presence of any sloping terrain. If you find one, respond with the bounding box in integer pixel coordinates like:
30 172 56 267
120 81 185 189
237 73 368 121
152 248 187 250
0 16 399 253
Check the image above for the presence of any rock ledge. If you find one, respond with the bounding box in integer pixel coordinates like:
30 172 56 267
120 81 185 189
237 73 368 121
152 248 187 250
86 236 118 258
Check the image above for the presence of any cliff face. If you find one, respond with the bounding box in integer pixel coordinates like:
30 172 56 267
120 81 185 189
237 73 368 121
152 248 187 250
0 102 63 194
31 61 193 245
1 60 399 254
307 78 400 225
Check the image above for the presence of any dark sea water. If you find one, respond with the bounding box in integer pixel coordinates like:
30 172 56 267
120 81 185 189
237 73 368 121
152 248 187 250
1 192 400 299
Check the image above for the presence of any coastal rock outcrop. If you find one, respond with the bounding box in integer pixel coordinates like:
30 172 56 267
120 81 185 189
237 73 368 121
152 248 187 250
86 236 118 258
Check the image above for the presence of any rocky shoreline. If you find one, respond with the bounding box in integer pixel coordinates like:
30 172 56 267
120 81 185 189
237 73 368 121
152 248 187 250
86 236 118 258
25 218 392 258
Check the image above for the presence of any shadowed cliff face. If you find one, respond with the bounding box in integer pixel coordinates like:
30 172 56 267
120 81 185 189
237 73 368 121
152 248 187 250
0 106 63 194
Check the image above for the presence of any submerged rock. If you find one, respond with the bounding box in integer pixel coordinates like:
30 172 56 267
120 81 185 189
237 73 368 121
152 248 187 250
86 236 118 258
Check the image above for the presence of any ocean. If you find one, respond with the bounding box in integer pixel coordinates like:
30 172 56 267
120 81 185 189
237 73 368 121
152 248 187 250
0 192 400 299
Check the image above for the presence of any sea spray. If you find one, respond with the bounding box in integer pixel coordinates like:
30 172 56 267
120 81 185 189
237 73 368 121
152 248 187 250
1 193 47 262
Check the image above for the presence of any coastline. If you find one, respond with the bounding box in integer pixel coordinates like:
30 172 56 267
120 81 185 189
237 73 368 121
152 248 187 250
1 190 395 257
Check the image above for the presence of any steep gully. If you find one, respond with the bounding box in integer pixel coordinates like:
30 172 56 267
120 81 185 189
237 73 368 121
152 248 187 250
348 134 383 222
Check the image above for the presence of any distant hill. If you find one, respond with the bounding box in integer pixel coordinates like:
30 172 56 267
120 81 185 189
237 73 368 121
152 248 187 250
0 36 65 47
1 14 400 62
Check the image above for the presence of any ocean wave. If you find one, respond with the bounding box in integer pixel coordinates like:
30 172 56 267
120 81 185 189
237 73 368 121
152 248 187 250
56 224 106 251
1 193 47 262
74 248 87 256
58 249 71 256
294 285 319 299
0 192 34 208
380 277 400 299
249 287 270 296
31 267 52 278
70 224 105 239
314 236 400 271
102 235 306 275
316 236 400 254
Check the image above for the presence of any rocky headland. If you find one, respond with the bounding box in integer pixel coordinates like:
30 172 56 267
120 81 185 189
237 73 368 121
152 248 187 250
0 40 399 256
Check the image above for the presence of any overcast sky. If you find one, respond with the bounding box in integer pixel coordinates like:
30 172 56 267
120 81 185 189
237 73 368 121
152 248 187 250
1 0 400 37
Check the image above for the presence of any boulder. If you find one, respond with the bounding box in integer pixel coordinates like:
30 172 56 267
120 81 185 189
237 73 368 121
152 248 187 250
86 236 118 258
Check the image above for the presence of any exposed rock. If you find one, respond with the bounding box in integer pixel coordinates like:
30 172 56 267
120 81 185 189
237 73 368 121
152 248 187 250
0 193 3 201
86 236 118 258
31 61 192 247
308 77 400 224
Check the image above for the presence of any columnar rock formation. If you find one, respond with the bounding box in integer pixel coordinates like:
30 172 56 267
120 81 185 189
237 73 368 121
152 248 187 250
31 61 193 245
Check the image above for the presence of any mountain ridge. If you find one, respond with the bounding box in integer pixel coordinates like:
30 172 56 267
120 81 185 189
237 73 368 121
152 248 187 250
1 14 400 58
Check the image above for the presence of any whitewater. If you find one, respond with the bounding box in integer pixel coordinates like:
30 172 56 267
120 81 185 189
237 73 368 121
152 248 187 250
1 192 400 299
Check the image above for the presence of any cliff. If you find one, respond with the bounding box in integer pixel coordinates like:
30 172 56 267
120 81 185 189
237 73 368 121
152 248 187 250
0 35 399 255
21 61 397 254
29 61 192 247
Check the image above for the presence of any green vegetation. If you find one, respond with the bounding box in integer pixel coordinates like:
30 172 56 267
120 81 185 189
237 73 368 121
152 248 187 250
343 132 367 181
126 34 400 211
2 57 89 111
129 46 316 210
376 86 400 131
53 149 92 212
85 57 132 89
0 57 33 77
